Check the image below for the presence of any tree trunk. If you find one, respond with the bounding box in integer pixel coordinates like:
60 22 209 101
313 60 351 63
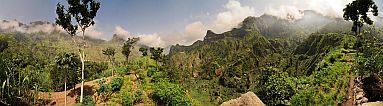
80 30 86 103
80 51 84 103
65 81 67 106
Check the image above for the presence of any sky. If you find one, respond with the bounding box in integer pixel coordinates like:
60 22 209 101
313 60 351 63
0 0 382 47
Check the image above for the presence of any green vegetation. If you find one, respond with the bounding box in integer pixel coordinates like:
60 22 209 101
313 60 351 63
152 80 192 106
2 0 383 105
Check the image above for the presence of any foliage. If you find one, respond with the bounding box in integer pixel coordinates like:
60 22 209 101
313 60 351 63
56 0 101 103
343 0 378 34
152 80 191 106
102 47 116 73
51 52 81 91
122 89 143 106
259 67 294 105
149 47 164 62
75 95 95 106
84 61 108 80
56 0 100 36
110 77 124 91
139 47 148 56
122 37 139 62
95 78 112 102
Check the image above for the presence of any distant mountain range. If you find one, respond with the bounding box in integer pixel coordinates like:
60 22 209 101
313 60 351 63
169 10 383 55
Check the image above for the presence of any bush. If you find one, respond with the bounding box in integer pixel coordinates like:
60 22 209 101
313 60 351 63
84 61 108 80
122 89 143 106
110 77 124 91
152 80 191 106
95 78 112 102
133 88 143 103
122 92 133 106
259 68 295 105
75 95 95 106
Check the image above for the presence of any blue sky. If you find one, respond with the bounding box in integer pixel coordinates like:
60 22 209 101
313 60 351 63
0 0 382 47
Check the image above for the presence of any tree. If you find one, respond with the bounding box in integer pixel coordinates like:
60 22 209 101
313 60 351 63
55 0 100 103
139 47 148 56
343 0 378 35
53 53 80 106
102 47 116 76
149 47 164 70
0 40 8 52
122 37 139 63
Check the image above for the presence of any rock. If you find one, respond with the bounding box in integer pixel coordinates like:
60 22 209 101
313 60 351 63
356 95 364 100
357 92 364 96
355 87 364 92
357 100 362 104
220 92 265 106
361 97 368 103
362 101 383 106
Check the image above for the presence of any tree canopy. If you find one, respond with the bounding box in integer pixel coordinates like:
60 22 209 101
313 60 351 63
122 37 139 62
343 0 378 34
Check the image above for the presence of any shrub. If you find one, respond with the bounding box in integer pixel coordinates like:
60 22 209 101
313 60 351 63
122 92 133 106
133 88 143 103
84 61 108 80
152 80 191 106
122 89 143 106
75 95 95 106
110 77 124 91
95 78 112 102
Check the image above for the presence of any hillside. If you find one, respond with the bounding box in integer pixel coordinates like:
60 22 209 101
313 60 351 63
166 11 383 105
2 8 383 106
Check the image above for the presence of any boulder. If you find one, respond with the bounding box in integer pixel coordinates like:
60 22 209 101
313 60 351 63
220 92 265 106
357 92 365 97
361 97 368 103
356 94 364 100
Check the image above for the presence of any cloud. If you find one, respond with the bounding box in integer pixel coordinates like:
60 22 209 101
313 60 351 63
185 21 207 42
113 0 257 48
84 24 104 39
0 19 26 32
264 0 354 19
0 19 106 39
113 26 167 47
211 0 255 33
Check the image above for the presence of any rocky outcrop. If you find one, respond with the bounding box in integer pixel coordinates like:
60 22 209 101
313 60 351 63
220 92 265 106
355 76 369 106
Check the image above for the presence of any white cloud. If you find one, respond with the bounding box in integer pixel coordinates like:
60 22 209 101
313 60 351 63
112 0 258 48
211 0 255 33
266 5 304 20
0 19 106 39
185 21 207 42
0 19 26 32
84 24 104 39
113 26 167 47
137 33 166 47
264 0 354 19
114 26 130 38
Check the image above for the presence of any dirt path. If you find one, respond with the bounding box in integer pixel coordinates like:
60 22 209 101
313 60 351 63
38 76 113 106
342 52 355 106
343 71 355 106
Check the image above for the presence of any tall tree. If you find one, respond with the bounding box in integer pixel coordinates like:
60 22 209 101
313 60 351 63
102 47 116 76
55 0 100 103
122 37 139 63
53 53 80 106
343 0 379 35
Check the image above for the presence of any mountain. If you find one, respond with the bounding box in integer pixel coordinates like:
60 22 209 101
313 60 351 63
169 10 376 56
